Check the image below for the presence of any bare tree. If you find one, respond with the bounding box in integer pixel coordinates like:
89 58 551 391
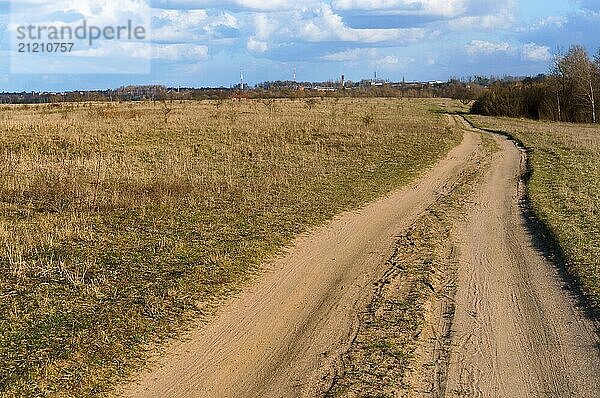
594 50 600 121
549 61 563 121
556 46 597 123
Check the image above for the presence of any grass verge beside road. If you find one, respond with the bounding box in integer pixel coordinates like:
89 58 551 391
467 115 600 313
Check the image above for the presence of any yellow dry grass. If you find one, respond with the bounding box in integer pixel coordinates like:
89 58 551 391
0 98 461 397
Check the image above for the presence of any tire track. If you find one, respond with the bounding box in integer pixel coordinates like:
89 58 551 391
444 117 600 398
119 118 481 398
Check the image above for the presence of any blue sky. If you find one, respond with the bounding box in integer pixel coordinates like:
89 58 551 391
1 0 599 91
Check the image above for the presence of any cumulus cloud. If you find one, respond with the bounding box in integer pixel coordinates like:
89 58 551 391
322 48 378 61
154 44 209 61
448 13 513 30
235 3 432 51
576 0 600 13
447 0 516 30
245 13 276 52
465 40 511 56
10 0 151 26
331 0 468 17
465 40 553 63
71 42 209 61
522 43 552 62
247 37 268 52
375 55 399 67
531 16 567 29
289 4 429 43
252 13 277 41
152 9 208 42
152 9 240 43
3 0 594 90
8 0 152 74
5 0 517 65
155 0 321 12
321 47 406 70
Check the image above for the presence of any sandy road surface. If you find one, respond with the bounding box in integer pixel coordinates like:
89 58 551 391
444 118 600 397
121 119 481 398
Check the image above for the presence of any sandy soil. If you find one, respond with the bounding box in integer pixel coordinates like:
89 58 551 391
121 115 599 398
120 119 481 398
443 118 600 397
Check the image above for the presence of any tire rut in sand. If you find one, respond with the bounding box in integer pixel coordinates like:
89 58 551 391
120 117 482 398
443 117 600 398
329 119 493 398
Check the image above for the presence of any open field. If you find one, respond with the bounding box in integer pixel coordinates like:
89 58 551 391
120 114 600 398
120 114 482 398
0 98 461 397
466 115 600 312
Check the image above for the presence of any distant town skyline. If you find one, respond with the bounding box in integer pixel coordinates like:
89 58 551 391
1 0 599 92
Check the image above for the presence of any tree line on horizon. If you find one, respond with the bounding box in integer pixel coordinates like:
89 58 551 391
472 45 600 123
0 81 484 104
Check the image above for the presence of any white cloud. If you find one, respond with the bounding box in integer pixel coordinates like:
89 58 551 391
173 0 321 11
247 37 268 52
447 0 516 30
465 40 553 63
534 16 567 28
69 42 148 58
331 0 468 17
10 0 151 26
321 48 406 70
148 2 433 58
375 55 399 67
252 13 277 41
152 9 209 42
152 44 209 61
2 0 564 87
449 14 513 30
289 4 429 43
522 43 552 62
232 0 314 10
68 41 209 61
322 48 378 61
156 9 209 27
245 13 276 52
465 40 511 56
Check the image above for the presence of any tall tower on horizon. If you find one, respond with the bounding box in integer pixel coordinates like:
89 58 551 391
240 69 244 91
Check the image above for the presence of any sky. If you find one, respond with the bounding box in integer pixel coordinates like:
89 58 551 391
1 0 599 91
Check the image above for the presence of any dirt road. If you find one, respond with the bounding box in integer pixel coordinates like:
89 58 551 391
443 119 600 397
121 119 482 398
121 116 599 398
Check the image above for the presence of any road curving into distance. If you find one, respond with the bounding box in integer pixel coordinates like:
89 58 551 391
441 117 600 398
120 115 599 398
120 116 482 398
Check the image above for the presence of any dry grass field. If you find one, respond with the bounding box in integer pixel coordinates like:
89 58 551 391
467 115 600 312
0 98 461 397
